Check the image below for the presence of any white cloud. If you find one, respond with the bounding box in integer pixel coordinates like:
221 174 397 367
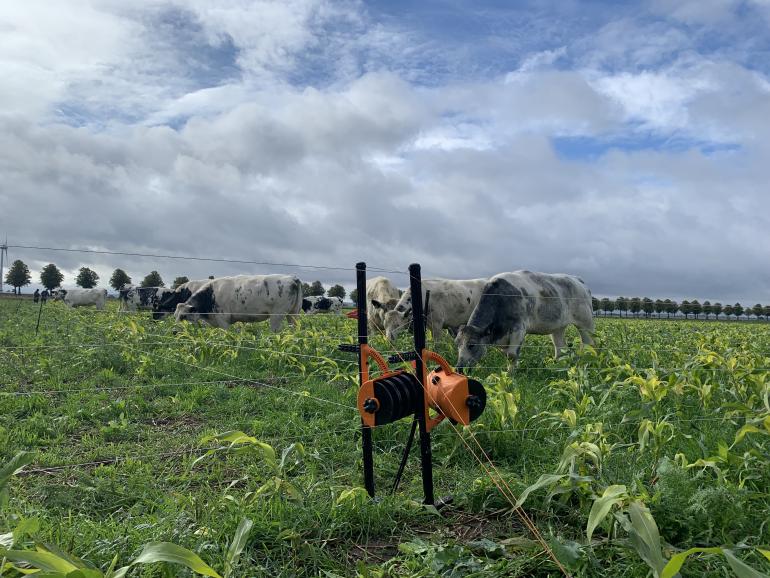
1 0 770 303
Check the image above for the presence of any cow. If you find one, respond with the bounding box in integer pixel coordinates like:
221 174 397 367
455 271 594 370
383 278 487 341
54 288 108 310
367 276 400 333
119 286 172 312
301 295 343 314
174 274 302 331
152 280 209 319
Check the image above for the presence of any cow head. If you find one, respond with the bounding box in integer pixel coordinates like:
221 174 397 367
174 302 199 324
455 324 488 370
383 302 412 341
53 289 66 301
301 298 312 312
370 298 397 312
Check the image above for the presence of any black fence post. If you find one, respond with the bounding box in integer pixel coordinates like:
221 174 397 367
356 262 375 498
408 263 434 505
35 298 44 336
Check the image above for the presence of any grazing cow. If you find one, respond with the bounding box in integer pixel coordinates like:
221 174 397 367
119 286 171 312
455 271 594 370
367 276 400 333
55 288 108 310
301 295 343 314
383 278 487 341
174 274 302 331
153 280 209 319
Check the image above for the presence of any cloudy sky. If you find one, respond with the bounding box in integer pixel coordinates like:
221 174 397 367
1 0 769 302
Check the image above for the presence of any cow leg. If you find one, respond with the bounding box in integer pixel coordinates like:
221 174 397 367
551 327 567 358
504 327 527 368
428 315 444 342
269 314 285 333
578 326 594 347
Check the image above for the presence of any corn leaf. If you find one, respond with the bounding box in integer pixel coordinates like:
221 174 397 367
224 518 253 578
723 550 770 578
130 542 223 578
586 485 626 541
514 474 566 509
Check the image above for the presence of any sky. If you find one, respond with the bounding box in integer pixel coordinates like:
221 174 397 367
1 0 769 302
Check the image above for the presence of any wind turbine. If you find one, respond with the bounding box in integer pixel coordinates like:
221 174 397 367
0 236 7 293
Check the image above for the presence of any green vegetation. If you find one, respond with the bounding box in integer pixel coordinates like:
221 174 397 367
110 269 132 292
1 300 769 576
4 260 31 294
140 271 164 288
39 263 64 291
75 267 100 289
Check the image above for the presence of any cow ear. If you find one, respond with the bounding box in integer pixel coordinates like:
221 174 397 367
371 300 382 309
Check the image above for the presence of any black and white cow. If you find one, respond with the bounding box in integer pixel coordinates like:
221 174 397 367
174 274 302 331
455 271 594 369
55 288 108 310
383 278 487 341
119 286 171 312
301 295 344 314
367 276 400 333
152 280 209 319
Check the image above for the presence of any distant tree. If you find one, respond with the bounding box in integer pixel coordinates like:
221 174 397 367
723 304 734 318
349 288 359 305
327 284 346 299
733 302 744 319
308 281 325 296
5 260 31 294
668 300 678 319
763 305 770 320
592 297 600 315
690 300 702 320
110 268 132 291
629 297 642 317
301 282 312 296
141 271 164 288
601 297 614 316
679 300 691 319
75 267 99 288
654 299 665 318
172 276 190 289
616 296 628 318
642 297 654 318
702 301 712 320
712 302 723 319
752 303 763 320
40 264 64 291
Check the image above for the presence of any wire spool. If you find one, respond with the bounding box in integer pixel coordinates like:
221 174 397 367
359 371 422 426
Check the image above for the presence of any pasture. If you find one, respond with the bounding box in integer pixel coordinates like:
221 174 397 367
1 298 769 577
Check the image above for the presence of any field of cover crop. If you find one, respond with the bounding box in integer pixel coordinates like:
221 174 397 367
1 298 769 577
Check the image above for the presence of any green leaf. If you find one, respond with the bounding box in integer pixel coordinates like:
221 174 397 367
336 487 369 505
3 550 79 574
626 502 667 577
515 473 566 508
732 424 764 447
723 550 770 578
224 518 253 578
0 452 35 490
661 547 723 578
587 485 626 541
759 549 770 563
131 542 223 578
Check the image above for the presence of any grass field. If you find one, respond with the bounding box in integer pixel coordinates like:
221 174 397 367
1 299 769 577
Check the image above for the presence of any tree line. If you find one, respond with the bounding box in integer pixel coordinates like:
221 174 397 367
4 259 350 300
593 296 770 320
